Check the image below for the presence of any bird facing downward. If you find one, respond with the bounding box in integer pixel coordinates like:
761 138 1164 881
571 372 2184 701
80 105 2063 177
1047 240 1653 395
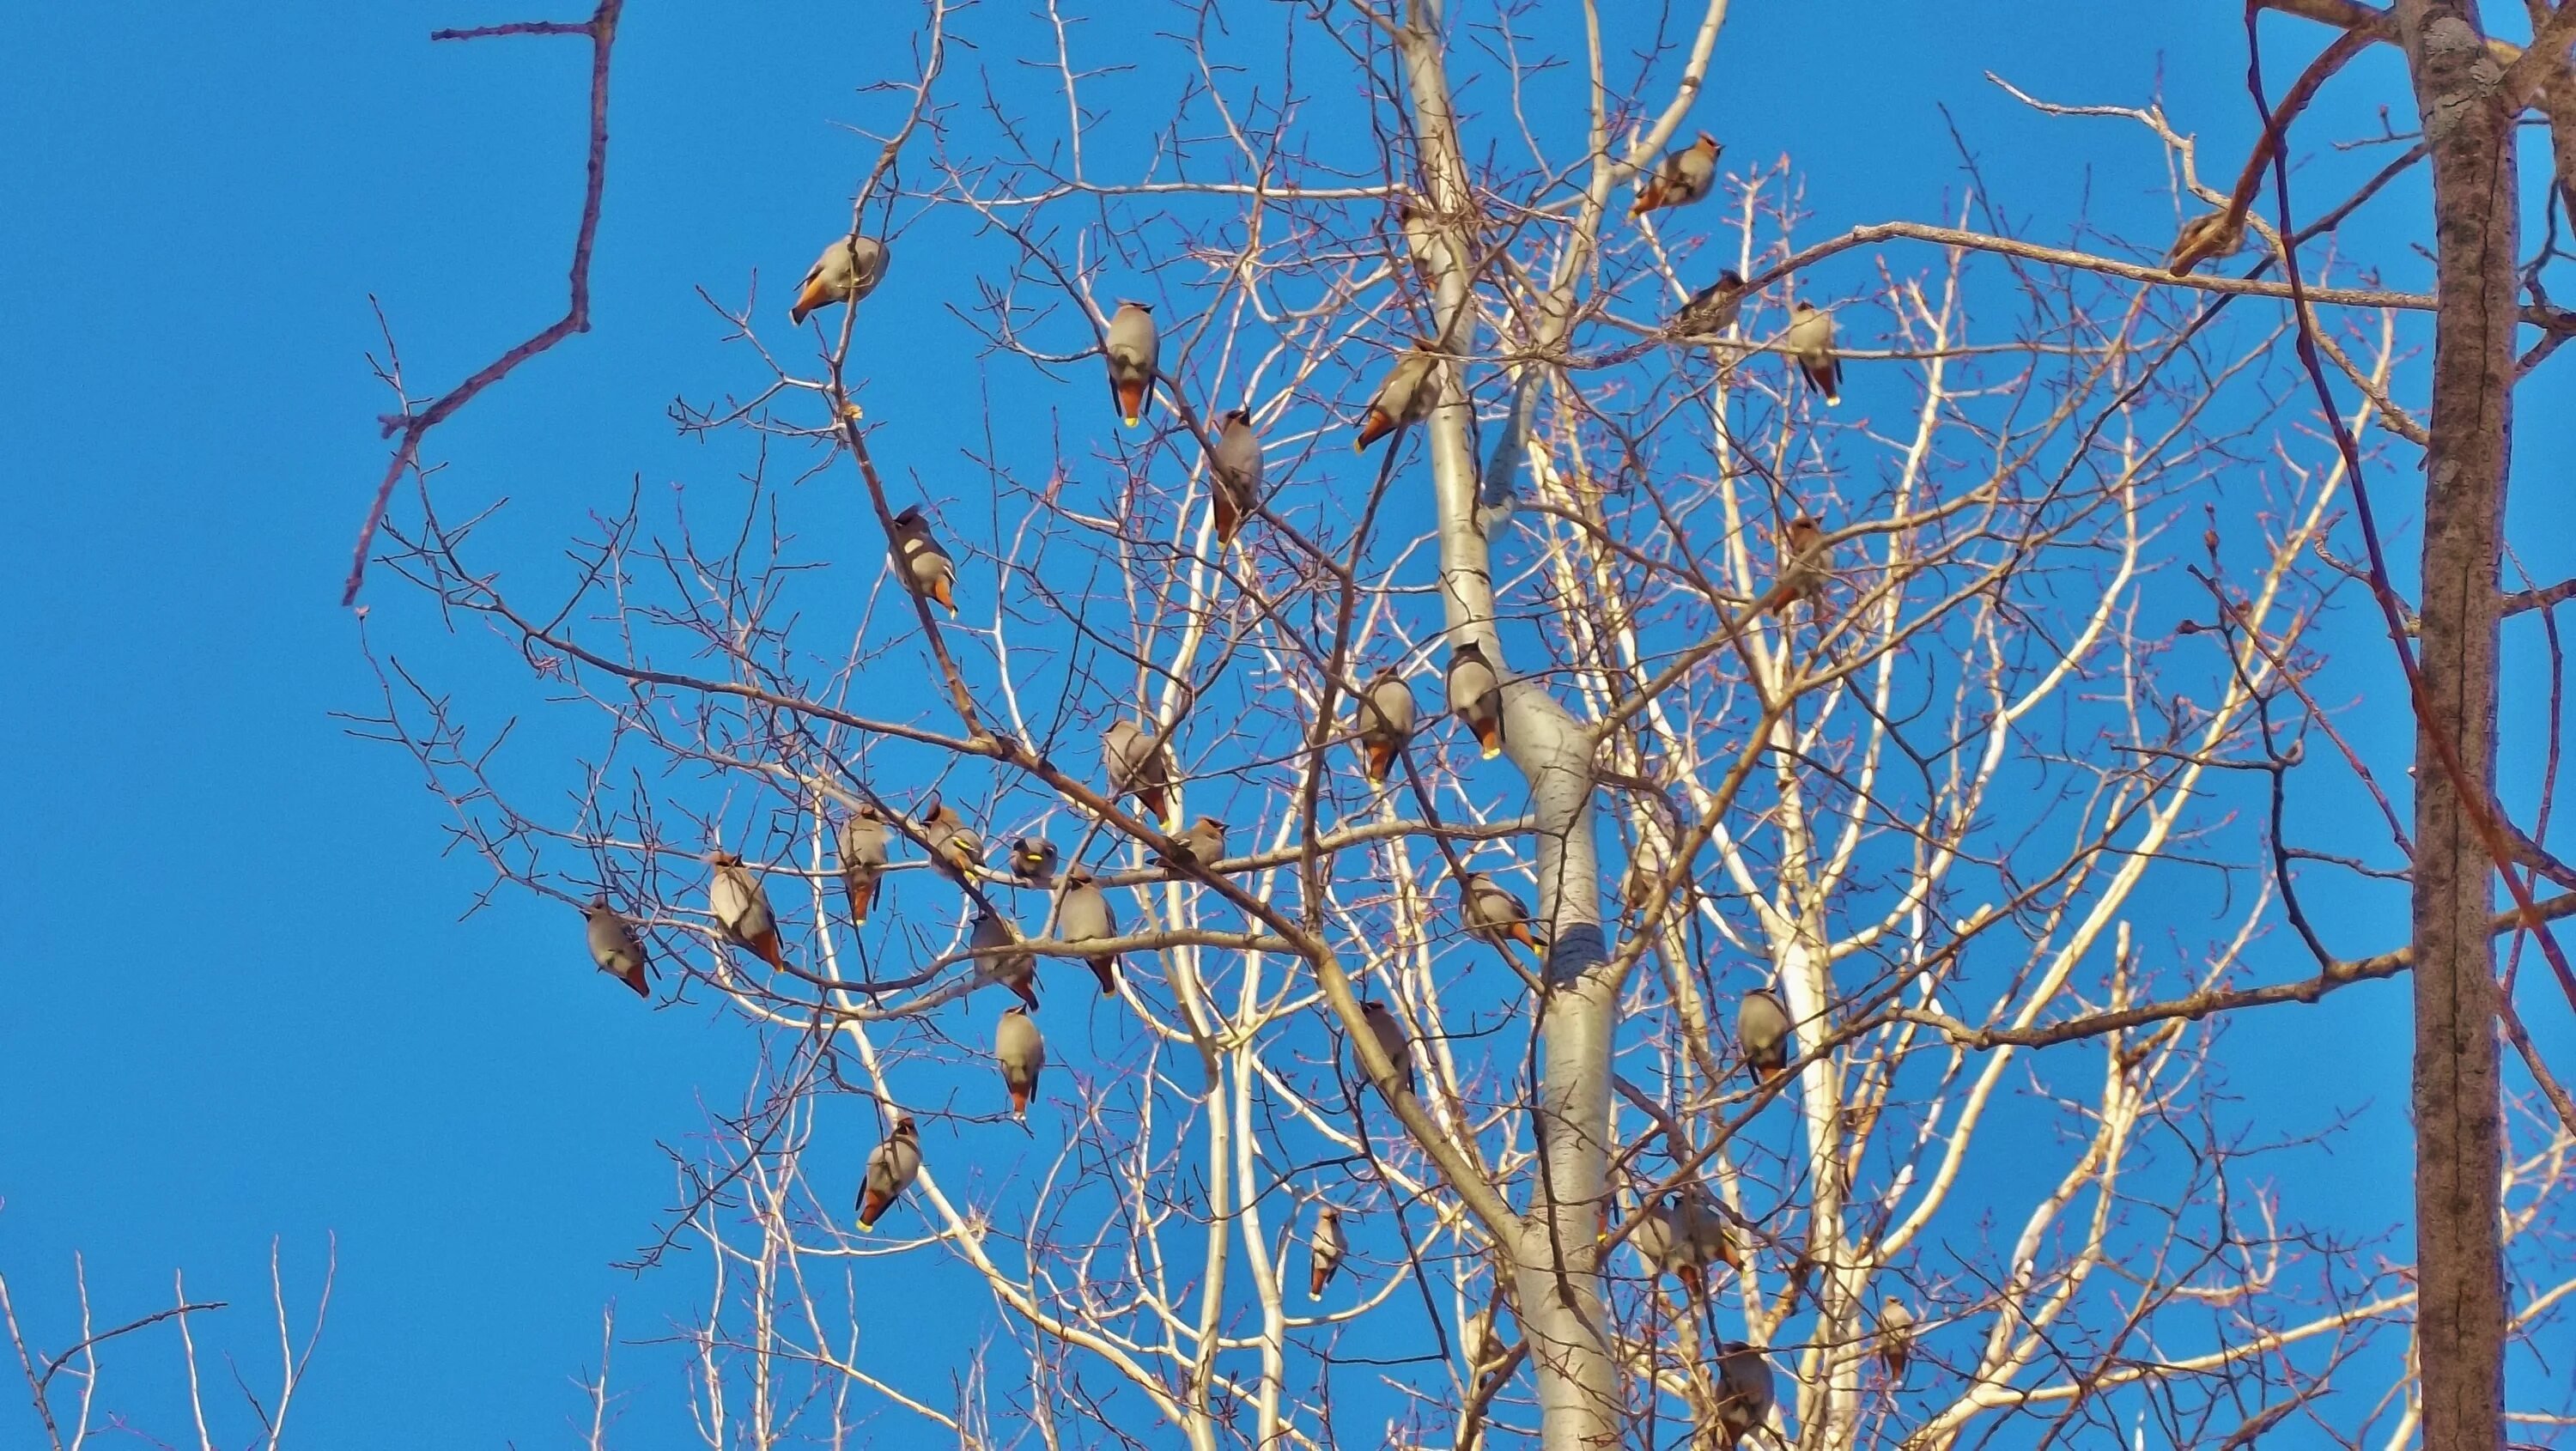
1105 301 1159 428
790 235 891 325
1785 301 1841 405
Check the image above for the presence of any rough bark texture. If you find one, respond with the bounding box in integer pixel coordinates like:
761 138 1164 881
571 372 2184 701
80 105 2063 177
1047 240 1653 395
2393 4 2513 1448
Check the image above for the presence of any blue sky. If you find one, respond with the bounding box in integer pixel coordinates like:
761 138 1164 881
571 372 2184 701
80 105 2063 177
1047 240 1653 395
3 2 2569 1446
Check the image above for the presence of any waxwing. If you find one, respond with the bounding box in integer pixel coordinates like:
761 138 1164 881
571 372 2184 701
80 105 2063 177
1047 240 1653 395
1355 998 1415 1093
972 908 1040 1011
1353 341 1440 453
1880 1296 1917 1381
707 851 785 970
854 1115 920 1230
1665 1185 1738 1298
583 896 651 998
1105 301 1159 428
1675 270 1746 337
839 805 889 925
1209 408 1265 548
1630 132 1722 216
1354 668 1417 786
789 235 891 324
1460 871 1543 954
1102 719 1176 828
2166 209 2245 277
1785 301 1841 405
1765 514 1832 616
995 1005 1047 1120
1446 641 1505 759
1711 1342 1776 1448
1159 815 1229 871
1737 988 1791 1082
1056 867 1122 994
918 795 983 882
1309 1204 1346 1298
1007 835 1060 888
890 505 957 616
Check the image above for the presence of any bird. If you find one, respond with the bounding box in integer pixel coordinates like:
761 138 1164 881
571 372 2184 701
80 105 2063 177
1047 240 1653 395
789 235 891 325
1786 301 1840 404
1666 1186 1739 1298
1464 1303 1509 1381
1356 998 1415 1093
1674 270 1747 337
995 1006 1047 1120
1309 1204 1346 1298
1353 341 1441 453
1105 301 1159 428
918 795 983 882
707 851 785 970
1711 1342 1777 1448
583 896 651 998
1446 640 1505 758
1006 835 1060 889
854 1115 920 1231
839 805 889 926
1460 871 1544 954
1765 514 1832 616
1209 408 1265 548
1056 867 1122 994
1354 668 1417 786
2166 209 2245 277
1630 132 1722 216
1159 815 1230 871
1738 988 1792 1082
1879 1296 1917 1381
889 505 957 616
971 908 1040 1011
1101 719 1176 828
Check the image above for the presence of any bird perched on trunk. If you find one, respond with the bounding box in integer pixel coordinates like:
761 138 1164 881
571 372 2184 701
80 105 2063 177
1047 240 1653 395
583 896 651 998
1158 815 1229 871
789 235 891 324
889 505 957 616
1101 719 1176 828
1353 341 1441 453
918 796 982 882
1878 1296 1917 1381
1460 871 1543 955
1737 988 1792 1082
838 805 889 926
971 909 1040 1011
1355 999 1415 1093
1006 835 1059 888
1309 1204 1346 1298
1208 408 1265 548
1711 1343 1776 1448
1764 514 1832 616
1353 668 1417 786
1056 867 1121 994
1674 270 1747 337
1105 301 1158 428
1785 301 1841 404
707 852 785 969
1630 132 1722 216
854 1115 920 1230
1446 640 1505 759
2166 209 2245 276
995 1006 1046 1120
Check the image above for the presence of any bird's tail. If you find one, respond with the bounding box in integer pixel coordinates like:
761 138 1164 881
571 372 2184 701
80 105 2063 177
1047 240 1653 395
1115 378 1148 428
1472 713 1504 759
845 869 878 926
1353 410 1394 452
1363 738 1397 786
1088 955 1121 995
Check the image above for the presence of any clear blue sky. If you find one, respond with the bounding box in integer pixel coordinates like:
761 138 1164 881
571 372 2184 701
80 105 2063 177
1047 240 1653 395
2 2 2567 1445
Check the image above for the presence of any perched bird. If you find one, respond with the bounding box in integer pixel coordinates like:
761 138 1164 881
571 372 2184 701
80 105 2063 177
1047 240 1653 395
1356 998 1415 1093
583 896 651 998
1665 1186 1739 1298
1159 815 1230 871
1353 342 1441 453
1674 270 1747 337
1446 641 1505 759
2166 209 2246 277
1785 301 1841 405
1620 853 1678 917
789 235 891 325
1208 408 1266 548
919 795 983 881
839 804 889 925
1309 1204 1346 1298
854 1115 921 1231
1630 132 1722 216
1006 835 1060 888
1765 514 1832 616
1738 988 1792 1082
1056 867 1122 994
1105 301 1159 428
707 852 785 970
1879 1296 1917 1381
1101 719 1176 828
995 1006 1047 1120
1460 871 1543 954
1711 1342 1777 1448
971 908 1041 1011
1353 668 1418 786
1465 1303 1509 1380
890 505 957 616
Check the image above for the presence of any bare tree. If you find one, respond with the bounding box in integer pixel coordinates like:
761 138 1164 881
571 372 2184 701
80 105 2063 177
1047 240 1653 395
350 1 2576 1446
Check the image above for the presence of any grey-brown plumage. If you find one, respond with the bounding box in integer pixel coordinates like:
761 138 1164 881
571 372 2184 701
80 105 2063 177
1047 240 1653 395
1159 815 1229 871
1353 342 1441 452
1446 640 1505 759
1106 301 1159 428
1631 132 1722 216
1308 1204 1346 1298
995 1006 1047 1120
1674 270 1747 336
854 1115 920 1230
890 504 957 615
1007 835 1060 888
2166 209 2246 277
1460 870 1543 954
1765 514 1832 616
1711 1342 1776 1448
1056 866 1121 994
1785 301 1840 405
1102 719 1176 828
1738 988 1792 1082
1355 998 1414 1093
1355 668 1417 786
972 908 1040 1011
1879 1296 1917 1381
583 896 651 998
1464 1303 1509 1381
707 851 785 970
790 235 891 324
839 805 889 925
1209 408 1265 547
919 795 983 882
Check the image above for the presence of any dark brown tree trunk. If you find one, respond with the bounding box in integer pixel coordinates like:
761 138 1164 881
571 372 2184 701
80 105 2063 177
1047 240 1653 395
2392 3 2514 1447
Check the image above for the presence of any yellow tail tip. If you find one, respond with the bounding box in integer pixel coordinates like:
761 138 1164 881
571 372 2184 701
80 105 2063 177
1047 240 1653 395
1123 414 1141 428
1481 744 1502 760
